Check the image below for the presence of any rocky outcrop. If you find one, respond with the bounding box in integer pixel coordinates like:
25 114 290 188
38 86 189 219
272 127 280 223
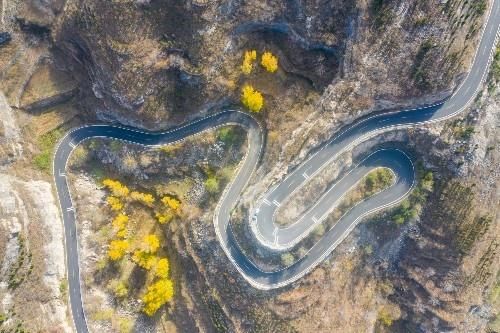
0 92 22 166
0 174 71 332
0 32 11 46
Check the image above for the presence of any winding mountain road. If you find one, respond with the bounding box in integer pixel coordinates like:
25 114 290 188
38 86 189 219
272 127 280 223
53 2 499 332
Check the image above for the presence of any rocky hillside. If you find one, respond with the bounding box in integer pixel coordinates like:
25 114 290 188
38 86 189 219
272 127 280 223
0 0 498 332
0 176 71 332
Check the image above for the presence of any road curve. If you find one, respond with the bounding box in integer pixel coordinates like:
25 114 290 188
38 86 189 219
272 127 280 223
53 2 499 332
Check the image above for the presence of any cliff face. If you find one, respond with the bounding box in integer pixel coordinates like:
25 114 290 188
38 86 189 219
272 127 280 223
53 1 207 127
47 0 352 128
0 0 498 332
49 0 482 125
3 0 485 128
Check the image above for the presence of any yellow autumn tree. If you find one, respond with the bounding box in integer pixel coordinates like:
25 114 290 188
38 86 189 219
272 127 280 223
155 212 174 224
155 258 170 278
103 179 130 197
108 240 130 261
112 213 128 231
107 196 123 211
132 250 157 270
141 279 174 316
241 85 264 112
130 191 155 206
161 196 181 211
142 234 160 253
241 50 257 74
261 51 278 73
116 229 127 239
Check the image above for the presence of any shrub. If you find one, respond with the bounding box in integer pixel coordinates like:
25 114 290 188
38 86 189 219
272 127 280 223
371 0 395 28
313 224 325 237
33 128 64 172
217 165 236 183
113 281 128 298
217 127 236 145
92 309 114 322
378 307 393 327
492 46 500 82
116 317 133 333
71 146 89 168
393 214 405 225
365 168 394 193
34 152 51 171
241 85 264 112
205 176 219 194
59 279 68 296
471 0 487 16
122 154 137 172
281 253 295 266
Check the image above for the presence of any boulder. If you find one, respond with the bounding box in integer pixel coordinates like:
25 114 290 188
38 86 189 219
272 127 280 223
0 32 11 46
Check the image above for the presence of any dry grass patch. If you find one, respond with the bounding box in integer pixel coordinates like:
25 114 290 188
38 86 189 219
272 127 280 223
20 63 76 108
28 102 79 136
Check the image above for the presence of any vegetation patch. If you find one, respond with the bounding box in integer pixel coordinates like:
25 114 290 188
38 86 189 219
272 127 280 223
249 307 297 333
202 291 230 333
241 84 264 113
0 308 28 333
467 240 498 285
494 46 500 80
20 62 77 109
70 131 246 331
98 178 179 317
33 127 65 172
489 45 500 91
450 119 475 140
238 49 280 112
216 127 235 144
260 52 279 73
420 181 496 286
230 167 396 271
6 235 33 290
202 163 239 199
456 215 492 255
445 0 487 29
390 163 433 225
371 0 395 29
412 40 436 90
322 167 395 229
488 276 500 331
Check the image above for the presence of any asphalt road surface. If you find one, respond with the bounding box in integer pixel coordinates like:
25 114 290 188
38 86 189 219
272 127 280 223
52 2 499 331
